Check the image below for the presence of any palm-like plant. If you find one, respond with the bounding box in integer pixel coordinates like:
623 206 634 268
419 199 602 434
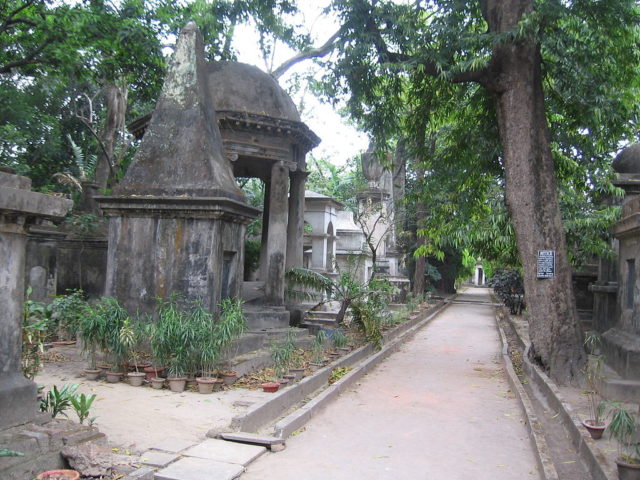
607 402 640 465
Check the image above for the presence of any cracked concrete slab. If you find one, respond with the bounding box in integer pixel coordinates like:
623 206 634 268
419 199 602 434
155 456 244 480
183 438 266 465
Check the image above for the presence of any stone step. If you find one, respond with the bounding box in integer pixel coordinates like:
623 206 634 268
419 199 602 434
217 432 284 451
306 310 339 319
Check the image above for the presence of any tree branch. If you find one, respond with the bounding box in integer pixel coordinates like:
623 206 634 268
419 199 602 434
271 28 341 79
0 37 53 73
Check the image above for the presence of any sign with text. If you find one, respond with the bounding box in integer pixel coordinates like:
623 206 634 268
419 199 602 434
537 250 555 278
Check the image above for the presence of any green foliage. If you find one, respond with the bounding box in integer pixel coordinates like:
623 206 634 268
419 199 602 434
607 402 640 463
331 329 348 349
271 329 297 378
328 366 351 384
319 0 640 277
349 275 393 350
151 295 247 378
70 392 97 425
39 384 79 419
151 295 193 378
48 289 90 340
22 288 49 379
311 330 327 364
0 449 24 457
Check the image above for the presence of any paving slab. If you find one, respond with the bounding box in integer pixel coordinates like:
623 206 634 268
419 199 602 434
183 438 266 465
149 438 196 453
139 450 180 467
154 456 244 480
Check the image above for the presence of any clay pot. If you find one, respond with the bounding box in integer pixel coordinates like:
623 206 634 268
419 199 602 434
97 364 111 376
337 347 350 355
127 372 146 387
36 469 80 480
220 371 237 386
616 458 640 480
167 377 187 392
582 419 606 440
289 368 305 380
261 382 280 393
196 377 223 394
144 366 164 381
105 371 123 383
186 377 198 389
84 368 101 381
308 362 323 372
150 377 165 390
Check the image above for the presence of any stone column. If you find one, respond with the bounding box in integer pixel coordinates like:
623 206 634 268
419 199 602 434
286 171 307 270
264 161 289 305
0 170 72 430
259 180 271 281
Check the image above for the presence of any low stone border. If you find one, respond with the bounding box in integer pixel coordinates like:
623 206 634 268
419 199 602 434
224 298 450 438
495 316 559 480
499 313 618 480
520 350 617 480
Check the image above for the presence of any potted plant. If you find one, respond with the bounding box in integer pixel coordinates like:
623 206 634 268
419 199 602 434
151 296 191 392
213 298 248 385
191 302 222 394
582 332 606 439
84 297 130 383
78 302 107 380
332 328 349 351
120 317 146 387
607 402 640 479
309 330 327 371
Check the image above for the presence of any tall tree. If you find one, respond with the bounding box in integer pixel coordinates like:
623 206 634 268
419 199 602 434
316 0 640 383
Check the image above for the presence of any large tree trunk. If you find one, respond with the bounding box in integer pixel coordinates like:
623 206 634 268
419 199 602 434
482 0 585 384
94 83 128 190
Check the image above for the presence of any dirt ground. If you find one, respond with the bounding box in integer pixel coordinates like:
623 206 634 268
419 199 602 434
35 344 272 454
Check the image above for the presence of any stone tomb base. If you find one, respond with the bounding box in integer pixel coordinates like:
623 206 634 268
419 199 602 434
602 327 640 381
0 414 106 480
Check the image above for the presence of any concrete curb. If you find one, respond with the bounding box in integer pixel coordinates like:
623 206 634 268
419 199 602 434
495 316 559 480
520 350 617 480
227 298 451 438
500 312 618 480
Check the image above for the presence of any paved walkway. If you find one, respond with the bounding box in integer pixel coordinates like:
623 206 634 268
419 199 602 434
241 288 540 480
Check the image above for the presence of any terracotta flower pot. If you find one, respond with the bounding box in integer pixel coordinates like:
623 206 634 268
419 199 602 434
97 364 111 376
616 457 640 480
220 371 237 386
144 366 164 381
261 382 280 393
84 368 101 381
36 469 80 480
289 368 305 380
582 419 606 440
167 377 187 392
105 371 123 383
127 372 146 387
150 377 165 390
196 377 223 394
308 362 323 372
